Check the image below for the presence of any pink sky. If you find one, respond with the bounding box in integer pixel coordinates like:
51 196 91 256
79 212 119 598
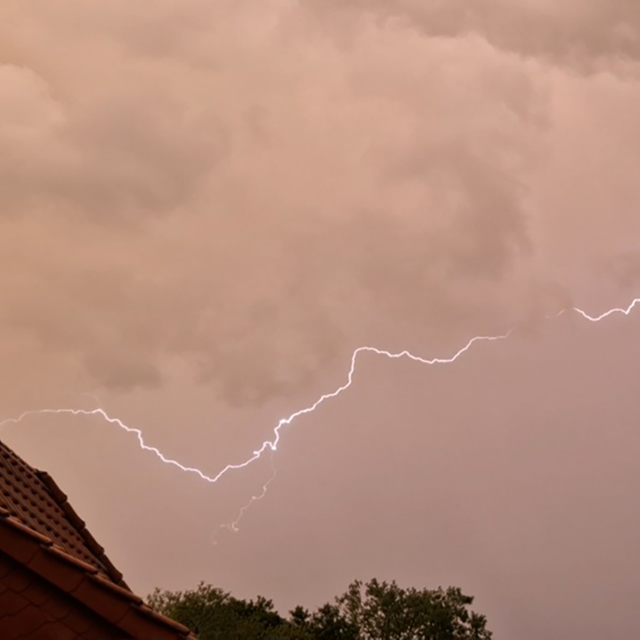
1 2 640 637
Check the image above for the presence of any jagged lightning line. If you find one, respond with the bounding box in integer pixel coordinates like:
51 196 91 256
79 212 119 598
566 298 639 322
213 453 278 543
0 332 513 484
0 298 639 503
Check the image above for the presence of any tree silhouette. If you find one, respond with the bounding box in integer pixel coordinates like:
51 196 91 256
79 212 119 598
148 578 492 640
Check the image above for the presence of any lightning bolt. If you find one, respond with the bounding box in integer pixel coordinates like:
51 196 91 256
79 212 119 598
567 298 639 322
213 454 278 543
1 298 638 530
0 332 514 484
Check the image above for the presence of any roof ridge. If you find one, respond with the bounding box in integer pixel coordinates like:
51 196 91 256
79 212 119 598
0 440 120 583
35 468 130 590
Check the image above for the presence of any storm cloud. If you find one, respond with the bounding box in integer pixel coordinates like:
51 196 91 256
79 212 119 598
1 0 638 405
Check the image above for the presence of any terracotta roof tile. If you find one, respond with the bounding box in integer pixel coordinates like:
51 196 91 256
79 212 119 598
69 575 133 625
6 606 51 637
0 516 42 564
0 437 197 638
22 579 54 610
29 551 86 593
57 607 95 634
0 590 30 616
135 602 194 635
88 572 143 604
117 604 193 639
3 514 54 546
44 543 100 575
0 441 121 582
37 594 71 622
2 560 31 593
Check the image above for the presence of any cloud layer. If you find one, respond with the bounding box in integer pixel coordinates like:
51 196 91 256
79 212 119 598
1 0 639 404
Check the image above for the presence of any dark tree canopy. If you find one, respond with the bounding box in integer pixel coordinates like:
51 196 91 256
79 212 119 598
334 579 492 640
147 578 492 640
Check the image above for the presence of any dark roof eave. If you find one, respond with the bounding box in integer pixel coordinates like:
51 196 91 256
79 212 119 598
0 514 195 639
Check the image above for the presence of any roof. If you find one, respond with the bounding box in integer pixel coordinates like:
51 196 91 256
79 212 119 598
0 440 125 585
0 438 196 639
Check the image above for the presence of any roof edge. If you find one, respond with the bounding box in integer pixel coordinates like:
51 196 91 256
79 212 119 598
35 469 129 589
0 515 195 639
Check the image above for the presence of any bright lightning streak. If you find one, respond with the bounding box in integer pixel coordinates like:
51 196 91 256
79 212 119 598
0 332 513 485
213 454 278 543
0 297 639 522
568 297 639 322
0 407 221 483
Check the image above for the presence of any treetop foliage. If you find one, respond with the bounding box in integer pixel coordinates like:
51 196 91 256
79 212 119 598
147 578 492 640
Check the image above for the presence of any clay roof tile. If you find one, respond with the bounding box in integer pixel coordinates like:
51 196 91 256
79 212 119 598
0 437 196 638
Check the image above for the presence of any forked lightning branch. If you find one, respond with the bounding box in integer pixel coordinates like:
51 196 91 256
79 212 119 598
1 298 638 530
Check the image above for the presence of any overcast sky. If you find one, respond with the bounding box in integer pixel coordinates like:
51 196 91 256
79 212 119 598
1 1 640 638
